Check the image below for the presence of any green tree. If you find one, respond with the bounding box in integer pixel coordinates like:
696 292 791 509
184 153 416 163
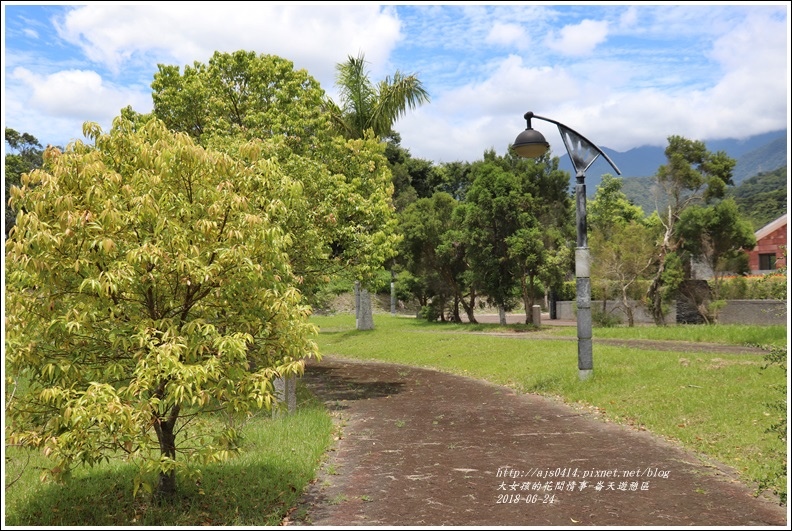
646 136 736 324
456 149 574 325
5 118 319 501
590 223 657 326
436 160 475 202
398 192 473 321
503 152 574 324
149 50 400 300
589 174 656 326
461 154 523 324
384 134 444 212
328 51 429 327
329 52 430 140
152 51 331 155
4 128 44 238
675 198 756 322
588 174 645 238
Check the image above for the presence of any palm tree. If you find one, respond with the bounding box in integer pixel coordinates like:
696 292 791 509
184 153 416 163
330 52 430 140
328 53 430 329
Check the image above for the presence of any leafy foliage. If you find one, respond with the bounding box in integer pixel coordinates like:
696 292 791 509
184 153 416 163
588 174 645 237
675 198 756 321
150 50 400 297
398 192 463 320
646 136 737 324
5 118 319 498
328 52 430 140
456 149 573 324
588 174 657 326
152 51 330 155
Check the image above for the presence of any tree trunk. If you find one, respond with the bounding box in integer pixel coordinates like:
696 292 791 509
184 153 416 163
153 405 180 502
521 273 538 325
498 304 507 326
459 288 477 324
647 269 666 325
621 286 635 327
451 294 462 322
647 217 675 325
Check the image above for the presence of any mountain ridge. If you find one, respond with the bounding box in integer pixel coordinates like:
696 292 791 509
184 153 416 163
558 129 788 189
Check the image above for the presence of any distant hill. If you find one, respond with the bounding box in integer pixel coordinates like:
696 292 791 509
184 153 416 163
619 176 657 216
558 129 787 191
730 135 787 184
729 166 788 231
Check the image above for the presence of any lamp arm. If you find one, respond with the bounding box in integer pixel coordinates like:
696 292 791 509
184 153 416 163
528 113 622 175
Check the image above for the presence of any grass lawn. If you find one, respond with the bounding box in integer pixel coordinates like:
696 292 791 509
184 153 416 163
4 383 335 526
310 313 788 503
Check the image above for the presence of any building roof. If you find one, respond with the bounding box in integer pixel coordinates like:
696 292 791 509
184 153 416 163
754 213 788 241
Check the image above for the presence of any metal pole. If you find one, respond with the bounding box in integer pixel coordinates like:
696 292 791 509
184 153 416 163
575 170 593 381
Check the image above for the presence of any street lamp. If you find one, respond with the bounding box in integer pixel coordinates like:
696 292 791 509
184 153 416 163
513 111 621 381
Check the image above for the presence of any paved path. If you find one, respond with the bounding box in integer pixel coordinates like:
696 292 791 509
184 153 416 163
292 356 787 527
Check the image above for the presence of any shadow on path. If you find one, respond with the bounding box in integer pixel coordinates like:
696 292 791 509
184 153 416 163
301 365 405 411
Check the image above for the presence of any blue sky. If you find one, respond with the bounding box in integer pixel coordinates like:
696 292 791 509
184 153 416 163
2 2 789 164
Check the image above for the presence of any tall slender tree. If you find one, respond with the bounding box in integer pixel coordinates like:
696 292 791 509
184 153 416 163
646 135 736 324
328 51 430 328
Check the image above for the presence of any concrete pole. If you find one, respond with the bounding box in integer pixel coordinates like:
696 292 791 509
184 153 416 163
390 270 396 315
354 280 361 329
358 288 374 330
273 376 296 416
532 304 542 326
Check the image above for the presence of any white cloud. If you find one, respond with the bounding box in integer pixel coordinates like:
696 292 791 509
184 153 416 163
398 55 587 163
544 19 610 56
53 4 403 89
10 67 151 124
618 6 639 29
439 56 580 115
485 22 529 49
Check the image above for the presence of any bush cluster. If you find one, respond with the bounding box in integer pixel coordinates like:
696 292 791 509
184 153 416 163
717 274 787 300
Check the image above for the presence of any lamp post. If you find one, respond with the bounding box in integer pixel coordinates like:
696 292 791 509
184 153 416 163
513 111 621 381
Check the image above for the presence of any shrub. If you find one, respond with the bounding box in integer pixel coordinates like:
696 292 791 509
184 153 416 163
592 307 623 327
717 274 787 300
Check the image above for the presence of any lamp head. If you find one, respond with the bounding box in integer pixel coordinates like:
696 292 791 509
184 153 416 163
512 111 549 158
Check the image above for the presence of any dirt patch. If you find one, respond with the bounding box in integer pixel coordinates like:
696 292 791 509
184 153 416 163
289 356 786 527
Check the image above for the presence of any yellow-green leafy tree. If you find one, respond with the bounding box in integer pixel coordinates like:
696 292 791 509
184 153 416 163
149 50 401 298
5 118 319 500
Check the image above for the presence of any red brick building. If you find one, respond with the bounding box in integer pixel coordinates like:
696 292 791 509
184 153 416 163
747 214 787 274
